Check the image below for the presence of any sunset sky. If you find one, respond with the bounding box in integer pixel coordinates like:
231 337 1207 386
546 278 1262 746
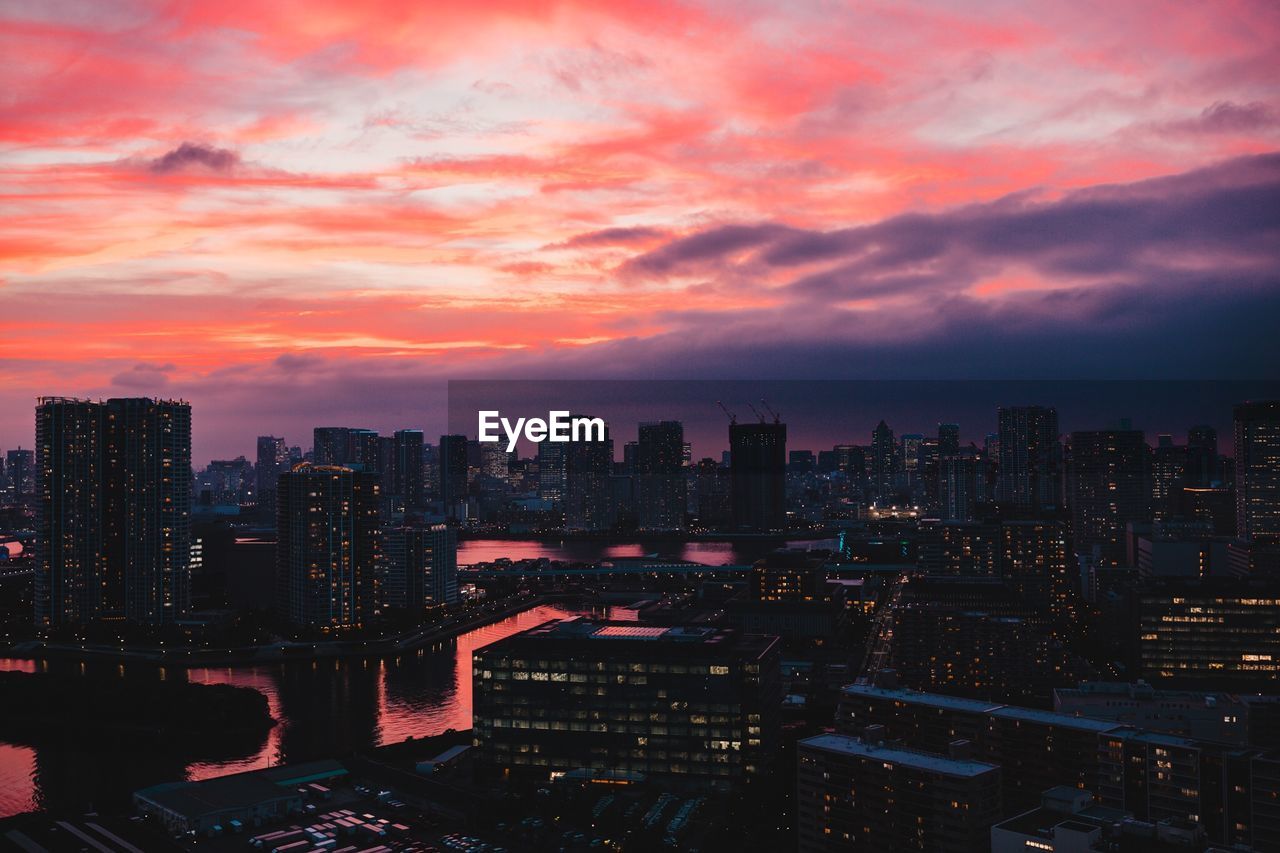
2 0 1278 461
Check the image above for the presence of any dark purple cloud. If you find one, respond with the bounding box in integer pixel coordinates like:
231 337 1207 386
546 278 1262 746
111 362 176 388
148 142 240 174
553 226 670 249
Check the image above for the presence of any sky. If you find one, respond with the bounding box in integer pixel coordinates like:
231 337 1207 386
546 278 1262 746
2 0 1278 462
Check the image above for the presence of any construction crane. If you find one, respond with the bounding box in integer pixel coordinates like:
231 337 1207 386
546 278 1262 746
760 398 781 423
746 402 765 423
716 400 737 425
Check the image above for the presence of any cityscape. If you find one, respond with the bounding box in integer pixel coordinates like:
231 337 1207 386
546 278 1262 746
0 389 1277 851
3 1 1280 852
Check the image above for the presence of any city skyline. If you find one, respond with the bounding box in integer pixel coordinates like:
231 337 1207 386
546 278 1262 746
3 2 1279 456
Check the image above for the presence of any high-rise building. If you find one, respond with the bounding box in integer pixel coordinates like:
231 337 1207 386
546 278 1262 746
34 399 104 627
564 417 612 531
347 428 380 472
473 619 780 784
255 435 288 511
938 423 961 457
901 433 923 488
392 429 424 509
537 441 566 505
938 453 987 521
796 732 1001 853
634 420 685 531
730 422 786 531
1186 424 1219 487
5 448 34 498
312 427 351 466
869 419 897 499
438 434 469 517
382 522 457 610
35 397 192 628
276 463 381 629
1234 400 1280 543
996 406 1061 512
1069 430 1151 566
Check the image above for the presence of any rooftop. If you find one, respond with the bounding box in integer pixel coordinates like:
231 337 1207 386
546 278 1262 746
479 618 778 657
841 684 1004 714
800 733 999 777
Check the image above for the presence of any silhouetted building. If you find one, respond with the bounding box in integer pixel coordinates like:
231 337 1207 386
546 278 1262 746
312 427 351 466
473 619 780 784
634 420 685 531
255 435 288 512
1069 430 1151 566
869 419 898 500
564 418 612 531
797 732 1001 853
276 463 381 629
5 447 34 497
438 434 469 518
1234 400 1280 543
996 406 1061 512
939 452 987 521
938 422 961 457
537 441 566 505
731 422 786 531
392 429 424 509
694 457 732 528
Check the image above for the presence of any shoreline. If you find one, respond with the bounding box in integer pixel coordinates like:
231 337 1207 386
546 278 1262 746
1 593 580 669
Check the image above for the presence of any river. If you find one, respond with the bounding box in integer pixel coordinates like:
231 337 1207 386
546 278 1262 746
0 602 590 817
456 536 838 567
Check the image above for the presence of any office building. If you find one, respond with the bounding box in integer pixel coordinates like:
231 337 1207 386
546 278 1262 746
5 447 34 497
796 732 1001 853
1069 430 1151 566
730 421 786 531
1234 400 1280 542
473 619 780 784
938 453 987 521
276 463 381 629
996 406 1061 512
1053 681 1251 746
869 419 897 499
1137 579 1280 686
312 427 351 466
537 440 566 505
563 418 613 531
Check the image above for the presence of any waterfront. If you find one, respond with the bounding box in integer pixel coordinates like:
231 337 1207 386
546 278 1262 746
457 536 839 567
0 603 588 817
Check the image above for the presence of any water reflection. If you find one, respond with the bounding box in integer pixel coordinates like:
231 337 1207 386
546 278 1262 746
0 603 585 817
457 537 836 566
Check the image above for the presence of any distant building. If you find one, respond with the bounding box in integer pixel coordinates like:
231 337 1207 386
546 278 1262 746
730 422 786 531
1234 400 1280 542
312 426 351 466
1069 430 1151 566
634 420 685 531
563 417 612 531
438 434 469 517
938 423 961 457
991 786 1206 853
869 419 897 500
5 447 33 497
276 463 381 629
35 397 192 627
996 406 1061 512
255 435 288 511
473 619 780 784
537 440 566 505
796 732 1001 853
392 429 425 509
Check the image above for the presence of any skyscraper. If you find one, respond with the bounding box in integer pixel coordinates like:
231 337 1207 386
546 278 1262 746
869 420 897 500
438 434 469 517
938 422 961 457
34 399 103 627
5 448 34 498
312 426 351 466
276 463 381 629
996 406 1061 512
939 453 986 521
901 432 923 488
537 440 566 504
1234 401 1280 543
392 429 425 509
634 420 686 531
35 397 192 628
255 435 288 511
564 417 612 531
730 421 786 532
1069 429 1151 566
